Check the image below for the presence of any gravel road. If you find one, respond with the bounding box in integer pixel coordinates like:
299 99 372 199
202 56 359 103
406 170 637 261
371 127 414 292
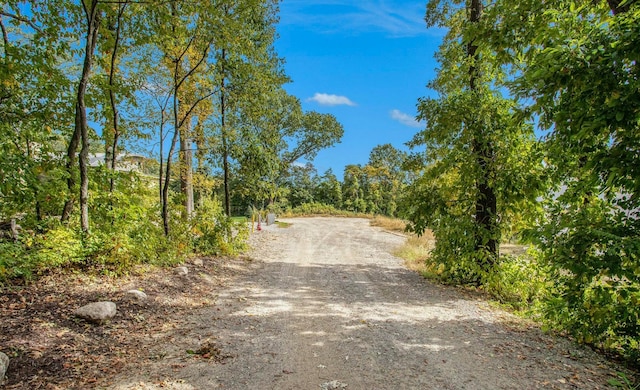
109 217 623 390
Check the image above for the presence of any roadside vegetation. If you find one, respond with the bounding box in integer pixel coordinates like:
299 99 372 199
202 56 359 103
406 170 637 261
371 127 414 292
398 0 640 367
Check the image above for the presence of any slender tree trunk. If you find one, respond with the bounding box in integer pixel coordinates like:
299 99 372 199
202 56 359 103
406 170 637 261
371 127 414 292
220 48 231 216
107 3 126 194
61 126 80 222
79 1 100 234
468 0 498 264
162 58 182 236
25 138 42 221
62 0 100 233
159 112 165 211
180 122 194 217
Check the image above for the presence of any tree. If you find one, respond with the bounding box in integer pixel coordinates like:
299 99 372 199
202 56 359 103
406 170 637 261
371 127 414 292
314 169 342 207
230 88 344 211
285 163 317 208
58 0 101 234
367 144 408 216
0 1 73 222
98 0 131 194
342 165 366 213
484 0 640 354
403 0 542 284
146 0 219 234
211 0 285 215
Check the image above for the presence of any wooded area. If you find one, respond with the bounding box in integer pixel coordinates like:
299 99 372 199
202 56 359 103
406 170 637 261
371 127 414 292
0 0 347 273
402 0 640 365
0 0 639 367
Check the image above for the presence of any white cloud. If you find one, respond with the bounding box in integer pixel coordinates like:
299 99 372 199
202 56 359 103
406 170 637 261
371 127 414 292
308 93 356 107
391 109 423 128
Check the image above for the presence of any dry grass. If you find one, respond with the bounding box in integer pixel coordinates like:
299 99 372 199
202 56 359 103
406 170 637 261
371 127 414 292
369 215 408 233
368 217 437 274
394 233 435 275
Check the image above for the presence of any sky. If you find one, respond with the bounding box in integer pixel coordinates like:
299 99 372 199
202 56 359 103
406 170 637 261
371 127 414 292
274 0 445 178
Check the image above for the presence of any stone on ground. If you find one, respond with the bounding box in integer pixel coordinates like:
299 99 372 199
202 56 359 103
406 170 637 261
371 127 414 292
174 266 189 276
125 290 148 301
74 301 117 324
320 380 348 389
0 352 9 384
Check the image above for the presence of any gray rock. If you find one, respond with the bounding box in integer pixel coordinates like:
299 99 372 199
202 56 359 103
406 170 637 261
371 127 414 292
74 301 117 323
175 266 189 276
320 381 348 390
0 352 9 384
125 290 148 301
192 258 204 267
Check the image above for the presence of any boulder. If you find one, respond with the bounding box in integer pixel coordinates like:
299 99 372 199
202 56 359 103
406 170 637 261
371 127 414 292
0 352 9 384
125 290 148 301
74 301 117 324
192 258 204 267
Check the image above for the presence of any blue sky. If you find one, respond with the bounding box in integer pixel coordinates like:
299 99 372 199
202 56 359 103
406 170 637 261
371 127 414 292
275 1 444 178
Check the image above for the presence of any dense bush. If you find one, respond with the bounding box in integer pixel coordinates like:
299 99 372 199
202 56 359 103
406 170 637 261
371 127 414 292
191 197 248 256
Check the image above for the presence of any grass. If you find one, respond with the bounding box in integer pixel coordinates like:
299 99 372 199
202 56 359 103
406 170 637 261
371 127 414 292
393 232 435 275
366 216 437 275
369 215 409 233
275 221 292 228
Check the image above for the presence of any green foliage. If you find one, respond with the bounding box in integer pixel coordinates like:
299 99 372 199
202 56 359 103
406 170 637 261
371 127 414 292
282 202 367 218
482 0 640 363
191 197 248 256
483 252 550 312
0 167 250 283
608 371 640 390
404 88 542 285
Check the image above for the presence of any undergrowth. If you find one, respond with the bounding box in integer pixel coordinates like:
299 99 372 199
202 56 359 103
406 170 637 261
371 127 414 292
0 174 247 285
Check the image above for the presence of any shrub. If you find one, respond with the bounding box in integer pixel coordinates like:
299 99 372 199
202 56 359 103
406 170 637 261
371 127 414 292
191 197 248 256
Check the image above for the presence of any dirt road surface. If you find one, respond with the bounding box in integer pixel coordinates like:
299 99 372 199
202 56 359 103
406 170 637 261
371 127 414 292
108 217 624 389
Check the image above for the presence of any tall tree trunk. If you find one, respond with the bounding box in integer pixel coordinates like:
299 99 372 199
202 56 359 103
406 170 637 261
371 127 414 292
468 0 498 264
61 126 80 222
158 113 165 215
107 3 126 194
161 131 176 236
62 0 100 234
220 48 231 216
180 121 194 217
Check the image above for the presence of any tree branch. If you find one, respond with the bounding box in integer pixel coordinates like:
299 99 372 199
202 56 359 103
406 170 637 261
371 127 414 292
0 10 42 33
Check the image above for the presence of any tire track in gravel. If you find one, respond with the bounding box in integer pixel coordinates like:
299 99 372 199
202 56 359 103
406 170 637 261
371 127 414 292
108 217 624 390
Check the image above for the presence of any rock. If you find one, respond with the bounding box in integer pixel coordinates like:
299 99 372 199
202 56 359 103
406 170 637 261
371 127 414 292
125 290 148 301
175 266 189 276
74 301 117 324
320 380 348 390
0 352 9 384
192 258 204 267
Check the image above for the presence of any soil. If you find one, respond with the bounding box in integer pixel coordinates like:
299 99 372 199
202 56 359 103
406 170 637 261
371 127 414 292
0 217 635 389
